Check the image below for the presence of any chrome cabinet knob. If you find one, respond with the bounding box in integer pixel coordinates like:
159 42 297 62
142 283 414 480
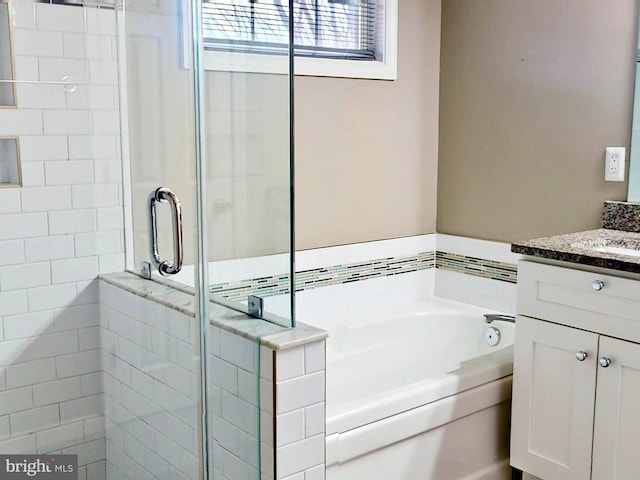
592 280 605 291
576 351 588 361
599 357 612 368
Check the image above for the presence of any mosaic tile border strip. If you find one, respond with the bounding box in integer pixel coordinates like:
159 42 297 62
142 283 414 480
435 251 517 284
210 274 290 301
210 252 436 301
209 250 518 301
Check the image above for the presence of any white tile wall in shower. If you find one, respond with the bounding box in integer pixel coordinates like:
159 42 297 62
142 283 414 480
0 300 107 479
274 341 326 480
100 281 295 480
209 323 263 480
100 281 199 480
0 2 124 478
259 345 275 480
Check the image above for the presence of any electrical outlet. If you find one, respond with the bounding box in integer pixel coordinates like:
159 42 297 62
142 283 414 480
605 147 626 182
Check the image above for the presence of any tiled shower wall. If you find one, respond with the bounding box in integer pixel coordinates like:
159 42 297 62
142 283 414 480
0 2 123 478
99 281 199 480
99 275 328 480
273 343 325 480
208 324 262 480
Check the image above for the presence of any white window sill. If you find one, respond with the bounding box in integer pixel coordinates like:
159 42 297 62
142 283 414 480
201 0 397 80
202 50 397 80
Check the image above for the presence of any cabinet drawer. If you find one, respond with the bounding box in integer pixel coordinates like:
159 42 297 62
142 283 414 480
518 261 640 343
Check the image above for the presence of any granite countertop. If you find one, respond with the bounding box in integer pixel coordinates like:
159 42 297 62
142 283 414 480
512 228 640 273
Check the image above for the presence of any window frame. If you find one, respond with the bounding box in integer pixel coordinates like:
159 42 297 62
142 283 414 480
200 0 398 80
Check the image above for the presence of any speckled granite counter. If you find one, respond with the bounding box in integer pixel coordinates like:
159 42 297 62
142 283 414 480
512 228 640 273
603 200 640 232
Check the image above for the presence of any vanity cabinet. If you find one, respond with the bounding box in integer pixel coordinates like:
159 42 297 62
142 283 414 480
511 261 640 480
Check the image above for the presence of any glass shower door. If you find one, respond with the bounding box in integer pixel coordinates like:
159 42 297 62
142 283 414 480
200 2 297 328
121 1 201 289
112 2 209 480
0 0 291 478
200 1 295 328
119 1 294 480
124 2 295 327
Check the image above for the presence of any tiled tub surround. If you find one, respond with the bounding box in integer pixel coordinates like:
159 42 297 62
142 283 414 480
436 251 516 283
210 251 436 301
434 234 520 314
148 234 518 322
99 274 328 480
210 251 516 301
205 234 519 315
286 235 520 318
0 2 123 478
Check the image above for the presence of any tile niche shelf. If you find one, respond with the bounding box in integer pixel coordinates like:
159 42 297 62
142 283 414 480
0 0 15 108
0 137 21 187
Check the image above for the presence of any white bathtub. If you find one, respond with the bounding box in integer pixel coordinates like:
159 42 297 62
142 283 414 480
311 297 515 480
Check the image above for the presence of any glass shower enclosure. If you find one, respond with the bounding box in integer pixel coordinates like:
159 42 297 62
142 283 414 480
119 1 295 480
0 0 293 479
123 0 295 329
119 0 294 480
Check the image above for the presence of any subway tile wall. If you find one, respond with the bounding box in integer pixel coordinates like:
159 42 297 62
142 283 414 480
209 325 263 480
99 281 200 480
274 342 325 480
99 277 328 480
0 2 123 478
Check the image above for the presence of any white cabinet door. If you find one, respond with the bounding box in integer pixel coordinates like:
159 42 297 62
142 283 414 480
511 316 598 480
591 336 640 480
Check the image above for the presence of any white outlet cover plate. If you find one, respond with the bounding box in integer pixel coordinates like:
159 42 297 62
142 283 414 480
605 146 626 182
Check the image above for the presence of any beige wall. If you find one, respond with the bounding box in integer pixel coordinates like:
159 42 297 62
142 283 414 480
437 0 638 243
294 0 442 250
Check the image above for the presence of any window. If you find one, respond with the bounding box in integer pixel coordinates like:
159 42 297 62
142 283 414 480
201 0 398 80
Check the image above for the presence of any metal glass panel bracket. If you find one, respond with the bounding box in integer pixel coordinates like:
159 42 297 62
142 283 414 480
147 186 184 276
248 295 264 319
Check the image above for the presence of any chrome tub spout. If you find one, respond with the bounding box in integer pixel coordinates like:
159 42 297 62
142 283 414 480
483 313 516 324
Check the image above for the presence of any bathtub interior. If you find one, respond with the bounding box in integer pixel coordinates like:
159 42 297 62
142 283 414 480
306 295 515 433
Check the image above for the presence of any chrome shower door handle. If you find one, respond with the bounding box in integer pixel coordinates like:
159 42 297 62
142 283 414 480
148 187 184 276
